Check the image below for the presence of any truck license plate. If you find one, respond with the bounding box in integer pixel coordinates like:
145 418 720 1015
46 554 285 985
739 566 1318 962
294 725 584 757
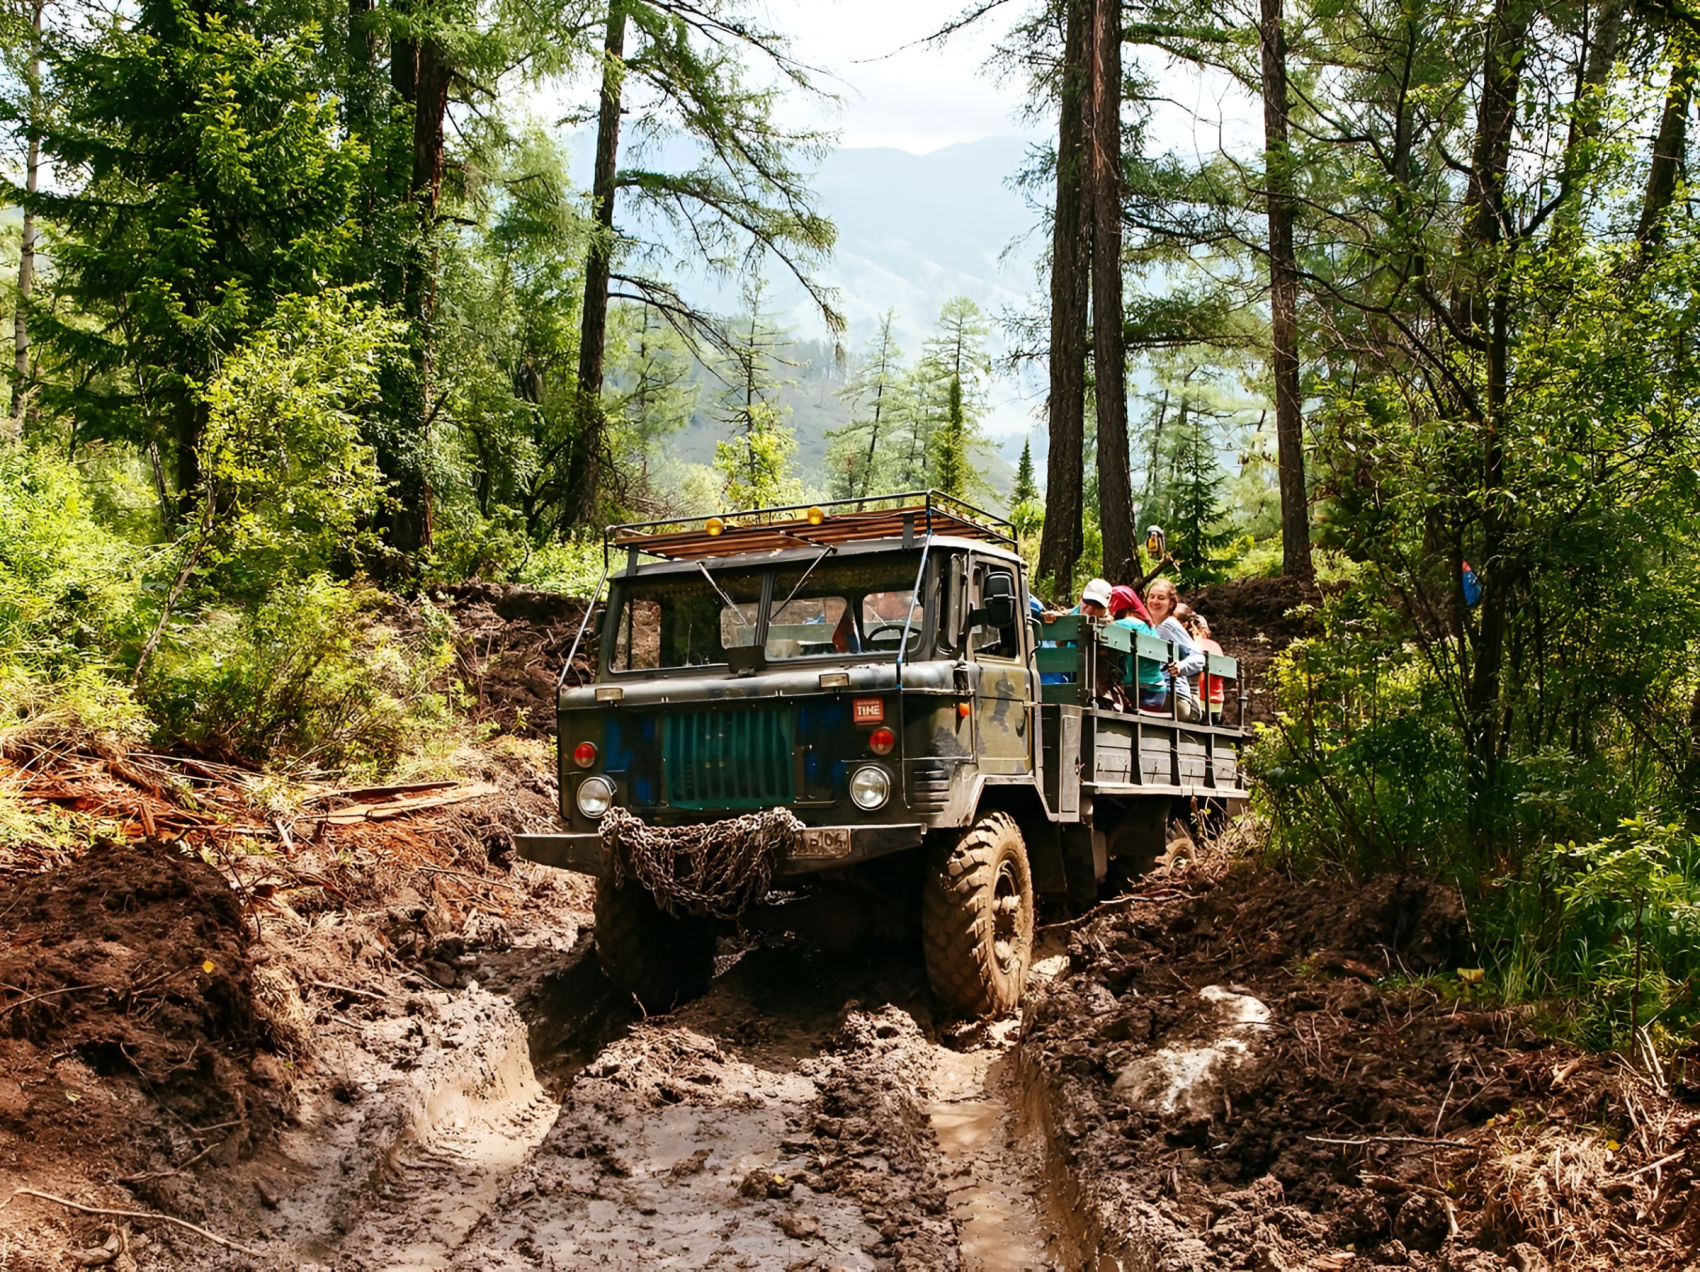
793 827 852 859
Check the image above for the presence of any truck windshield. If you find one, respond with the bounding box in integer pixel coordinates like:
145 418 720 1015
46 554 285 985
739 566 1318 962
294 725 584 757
608 558 925 672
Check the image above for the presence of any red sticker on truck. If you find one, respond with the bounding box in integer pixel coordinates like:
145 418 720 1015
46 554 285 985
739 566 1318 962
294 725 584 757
852 697 884 724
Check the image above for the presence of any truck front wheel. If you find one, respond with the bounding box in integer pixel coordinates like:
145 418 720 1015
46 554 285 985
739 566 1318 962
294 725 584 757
922 812 1034 1016
594 878 716 1012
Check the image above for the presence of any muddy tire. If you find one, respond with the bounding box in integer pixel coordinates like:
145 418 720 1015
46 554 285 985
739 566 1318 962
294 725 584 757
593 878 716 1012
922 812 1034 1017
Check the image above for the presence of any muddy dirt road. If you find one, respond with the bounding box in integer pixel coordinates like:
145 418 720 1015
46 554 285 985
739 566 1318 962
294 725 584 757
175 931 1073 1272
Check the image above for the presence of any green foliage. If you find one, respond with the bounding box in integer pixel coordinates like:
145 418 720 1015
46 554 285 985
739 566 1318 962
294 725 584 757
1494 820 1700 1050
0 446 147 742
141 575 458 774
34 0 361 484
196 290 401 586
715 401 799 510
1251 595 1472 876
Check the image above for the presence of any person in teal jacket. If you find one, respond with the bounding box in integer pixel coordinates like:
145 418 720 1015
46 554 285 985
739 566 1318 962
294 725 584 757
1109 585 1166 709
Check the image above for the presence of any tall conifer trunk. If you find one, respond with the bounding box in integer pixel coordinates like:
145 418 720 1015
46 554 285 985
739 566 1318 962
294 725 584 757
1090 0 1134 582
10 0 41 428
1458 0 1534 829
1259 0 1312 579
1038 0 1091 590
565 1 627 527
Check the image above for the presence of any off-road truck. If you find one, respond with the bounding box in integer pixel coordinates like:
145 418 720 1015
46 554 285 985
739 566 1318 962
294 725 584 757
516 492 1244 1015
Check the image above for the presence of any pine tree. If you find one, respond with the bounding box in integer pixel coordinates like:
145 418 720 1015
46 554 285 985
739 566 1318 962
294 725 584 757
932 373 972 497
30 0 360 516
1161 411 1234 587
1012 440 1039 505
712 274 798 510
826 311 905 499
918 296 991 496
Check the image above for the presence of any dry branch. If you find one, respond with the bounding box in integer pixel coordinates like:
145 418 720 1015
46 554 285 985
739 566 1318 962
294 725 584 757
0 1188 263 1257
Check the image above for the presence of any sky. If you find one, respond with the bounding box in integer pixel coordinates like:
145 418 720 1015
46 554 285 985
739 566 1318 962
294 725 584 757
773 1 1041 155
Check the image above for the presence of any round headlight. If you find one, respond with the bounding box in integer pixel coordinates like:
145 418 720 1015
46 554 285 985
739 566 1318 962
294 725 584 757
576 775 615 818
849 765 891 811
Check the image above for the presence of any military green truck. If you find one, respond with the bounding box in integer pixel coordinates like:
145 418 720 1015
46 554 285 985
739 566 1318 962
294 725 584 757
515 492 1245 1016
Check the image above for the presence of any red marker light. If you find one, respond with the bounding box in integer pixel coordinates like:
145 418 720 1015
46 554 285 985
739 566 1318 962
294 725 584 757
572 741 598 768
868 726 896 756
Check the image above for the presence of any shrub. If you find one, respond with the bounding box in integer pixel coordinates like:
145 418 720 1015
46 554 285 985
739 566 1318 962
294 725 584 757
1250 597 1471 876
1489 819 1700 1050
0 447 148 746
141 575 459 775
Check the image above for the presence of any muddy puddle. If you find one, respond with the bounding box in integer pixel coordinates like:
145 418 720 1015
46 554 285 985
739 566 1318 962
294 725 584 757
177 936 1082 1271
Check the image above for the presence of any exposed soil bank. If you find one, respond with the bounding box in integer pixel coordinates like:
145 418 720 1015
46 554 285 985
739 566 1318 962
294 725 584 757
1186 576 1339 727
1020 862 1700 1271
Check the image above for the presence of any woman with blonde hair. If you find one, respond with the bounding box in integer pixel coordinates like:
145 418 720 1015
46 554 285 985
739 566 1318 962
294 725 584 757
1142 579 1205 721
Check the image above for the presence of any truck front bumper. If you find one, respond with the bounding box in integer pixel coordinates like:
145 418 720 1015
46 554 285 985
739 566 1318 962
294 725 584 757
513 822 926 878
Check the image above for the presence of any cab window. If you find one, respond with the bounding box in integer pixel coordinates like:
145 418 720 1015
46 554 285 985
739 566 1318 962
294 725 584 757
970 560 1021 660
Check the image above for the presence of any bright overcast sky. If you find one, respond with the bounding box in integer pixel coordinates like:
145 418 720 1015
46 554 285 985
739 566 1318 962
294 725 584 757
774 1 1041 154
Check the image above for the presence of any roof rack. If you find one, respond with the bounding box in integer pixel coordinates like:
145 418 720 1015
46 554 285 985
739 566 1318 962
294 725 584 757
604 490 1015 565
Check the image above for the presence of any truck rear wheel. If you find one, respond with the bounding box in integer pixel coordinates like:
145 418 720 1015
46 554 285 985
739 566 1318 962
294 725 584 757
922 812 1034 1017
594 878 716 1012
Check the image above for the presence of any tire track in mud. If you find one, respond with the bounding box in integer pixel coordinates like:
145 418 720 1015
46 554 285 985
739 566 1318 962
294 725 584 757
199 940 1070 1271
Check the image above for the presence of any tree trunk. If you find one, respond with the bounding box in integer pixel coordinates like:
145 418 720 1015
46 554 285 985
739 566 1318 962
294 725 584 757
10 0 41 428
1259 0 1312 579
1091 0 1135 583
1639 38 1692 248
373 2 451 558
1038 0 1092 591
1145 388 1168 505
564 1 628 528
1459 0 1534 838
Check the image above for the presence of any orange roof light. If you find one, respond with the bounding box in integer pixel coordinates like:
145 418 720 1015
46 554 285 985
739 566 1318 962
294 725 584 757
806 506 825 526
705 516 725 536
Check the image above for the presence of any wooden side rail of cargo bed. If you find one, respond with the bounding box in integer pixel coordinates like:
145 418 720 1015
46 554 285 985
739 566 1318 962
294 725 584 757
1032 615 1244 729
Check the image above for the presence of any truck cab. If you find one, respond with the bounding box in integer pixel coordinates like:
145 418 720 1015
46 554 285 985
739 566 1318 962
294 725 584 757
516 493 1244 1016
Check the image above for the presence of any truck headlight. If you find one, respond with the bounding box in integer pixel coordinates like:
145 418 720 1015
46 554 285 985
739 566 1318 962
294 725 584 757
576 775 615 818
849 765 891 811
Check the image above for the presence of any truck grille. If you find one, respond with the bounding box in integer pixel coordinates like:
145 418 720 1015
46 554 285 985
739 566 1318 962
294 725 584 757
663 707 795 810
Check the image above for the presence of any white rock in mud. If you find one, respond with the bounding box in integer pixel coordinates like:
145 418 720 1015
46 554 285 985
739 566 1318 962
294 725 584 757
1113 985 1272 1120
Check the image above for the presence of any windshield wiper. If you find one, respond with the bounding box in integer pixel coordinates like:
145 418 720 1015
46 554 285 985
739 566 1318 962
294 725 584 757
769 545 837 620
697 561 751 628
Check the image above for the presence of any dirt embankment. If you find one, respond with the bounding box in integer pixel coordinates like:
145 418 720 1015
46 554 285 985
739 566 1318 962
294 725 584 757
1185 576 1341 727
1022 861 1700 1270
0 737 579 1269
420 581 595 738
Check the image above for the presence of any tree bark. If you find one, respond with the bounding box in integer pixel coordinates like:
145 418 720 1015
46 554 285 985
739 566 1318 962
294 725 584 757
1038 0 1092 591
1639 38 1692 248
564 1 628 528
1458 0 1534 834
1258 0 1312 579
10 0 40 428
1091 0 1135 583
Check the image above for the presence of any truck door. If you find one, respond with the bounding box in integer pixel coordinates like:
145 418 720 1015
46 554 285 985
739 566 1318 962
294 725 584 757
970 556 1033 775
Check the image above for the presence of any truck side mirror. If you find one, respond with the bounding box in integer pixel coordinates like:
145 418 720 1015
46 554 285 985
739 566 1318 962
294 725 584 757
969 570 1017 632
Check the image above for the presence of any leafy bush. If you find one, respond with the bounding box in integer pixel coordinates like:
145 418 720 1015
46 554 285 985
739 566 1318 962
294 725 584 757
1488 819 1700 1050
0 447 148 744
1250 596 1472 876
141 575 459 774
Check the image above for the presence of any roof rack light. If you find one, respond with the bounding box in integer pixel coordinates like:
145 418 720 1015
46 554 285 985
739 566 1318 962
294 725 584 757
603 490 1015 567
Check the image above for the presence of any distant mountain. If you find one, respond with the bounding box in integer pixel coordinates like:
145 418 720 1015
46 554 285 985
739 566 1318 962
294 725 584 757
662 137 1048 494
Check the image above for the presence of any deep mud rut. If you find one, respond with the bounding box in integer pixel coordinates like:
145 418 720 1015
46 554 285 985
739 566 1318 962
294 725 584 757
188 933 1072 1272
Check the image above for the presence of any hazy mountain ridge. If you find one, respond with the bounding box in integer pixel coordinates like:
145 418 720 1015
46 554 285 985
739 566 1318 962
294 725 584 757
663 137 1044 493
